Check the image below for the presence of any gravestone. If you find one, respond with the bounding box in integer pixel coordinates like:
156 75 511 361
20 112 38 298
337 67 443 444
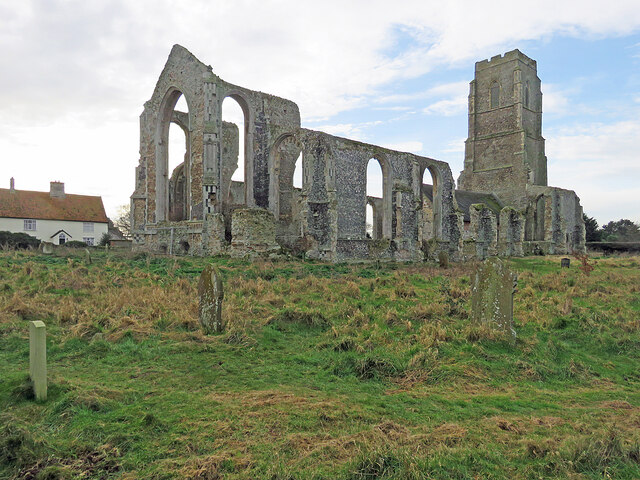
561 258 570 268
198 265 224 334
41 242 54 255
471 257 517 343
84 248 92 265
29 321 47 401
438 250 449 269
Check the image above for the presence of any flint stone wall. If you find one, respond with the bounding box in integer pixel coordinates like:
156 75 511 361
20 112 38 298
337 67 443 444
230 208 280 257
131 45 584 262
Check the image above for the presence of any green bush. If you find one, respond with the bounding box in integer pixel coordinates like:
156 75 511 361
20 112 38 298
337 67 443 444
64 240 88 248
98 233 110 247
0 231 40 249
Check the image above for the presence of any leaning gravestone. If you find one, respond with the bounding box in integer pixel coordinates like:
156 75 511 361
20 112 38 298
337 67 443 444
198 265 224 334
471 257 517 344
29 321 47 401
84 248 92 265
41 242 54 255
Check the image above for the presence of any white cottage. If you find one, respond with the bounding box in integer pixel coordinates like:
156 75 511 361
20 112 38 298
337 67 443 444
0 179 108 246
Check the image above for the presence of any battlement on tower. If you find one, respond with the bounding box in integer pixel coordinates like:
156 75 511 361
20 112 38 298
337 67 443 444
475 49 537 72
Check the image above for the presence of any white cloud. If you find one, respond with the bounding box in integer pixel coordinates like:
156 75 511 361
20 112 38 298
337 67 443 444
547 119 640 223
442 138 466 154
373 106 413 111
541 83 572 115
311 121 383 141
376 81 469 116
377 81 468 105
423 97 467 116
381 141 423 154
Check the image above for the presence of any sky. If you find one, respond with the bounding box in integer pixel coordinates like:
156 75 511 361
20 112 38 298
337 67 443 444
1 0 639 226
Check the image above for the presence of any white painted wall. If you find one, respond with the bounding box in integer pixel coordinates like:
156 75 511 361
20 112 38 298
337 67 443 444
0 217 108 245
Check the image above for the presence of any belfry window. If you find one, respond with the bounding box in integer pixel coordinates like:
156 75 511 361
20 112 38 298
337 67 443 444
490 84 500 108
524 81 530 108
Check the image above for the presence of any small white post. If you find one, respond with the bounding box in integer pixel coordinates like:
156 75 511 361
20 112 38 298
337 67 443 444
29 321 47 401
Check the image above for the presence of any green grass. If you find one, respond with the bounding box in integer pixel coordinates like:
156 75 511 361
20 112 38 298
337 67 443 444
0 250 639 478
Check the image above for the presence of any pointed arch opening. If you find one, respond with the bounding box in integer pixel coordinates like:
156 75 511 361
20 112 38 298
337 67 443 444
421 166 440 241
365 158 386 240
168 96 189 221
155 88 191 223
221 95 248 207
271 134 303 223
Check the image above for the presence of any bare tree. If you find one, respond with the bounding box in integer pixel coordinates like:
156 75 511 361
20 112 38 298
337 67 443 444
113 204 132 239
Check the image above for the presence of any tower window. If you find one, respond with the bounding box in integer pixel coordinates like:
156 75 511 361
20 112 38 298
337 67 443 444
490 84 500 108
524 81 530 108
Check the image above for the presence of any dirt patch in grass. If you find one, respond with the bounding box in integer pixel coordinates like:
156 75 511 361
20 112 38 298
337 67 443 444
600 400 635 410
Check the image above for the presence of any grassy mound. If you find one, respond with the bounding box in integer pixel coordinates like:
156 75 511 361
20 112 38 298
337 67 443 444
1 250 639 478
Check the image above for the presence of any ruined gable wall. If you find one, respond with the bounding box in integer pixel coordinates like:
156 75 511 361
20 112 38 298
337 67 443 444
137 45 210 225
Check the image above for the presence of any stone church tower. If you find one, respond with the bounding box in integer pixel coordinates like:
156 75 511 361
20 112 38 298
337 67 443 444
458 49 547 209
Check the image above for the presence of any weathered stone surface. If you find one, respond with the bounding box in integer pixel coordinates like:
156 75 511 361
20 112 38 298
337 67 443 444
498 207 524 257
41 242 53 254
84 248 91 265
469 203 497 260
230 208 280 258
471 257 517 343
203 213 226 255
29 320 47 401
198 265 224 334
561 258 570 268
438 250 449 268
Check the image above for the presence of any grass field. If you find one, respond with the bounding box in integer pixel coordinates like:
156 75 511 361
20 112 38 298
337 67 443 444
1 250 639 479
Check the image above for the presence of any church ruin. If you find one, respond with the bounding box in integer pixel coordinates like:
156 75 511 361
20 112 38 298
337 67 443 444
130 45 585 261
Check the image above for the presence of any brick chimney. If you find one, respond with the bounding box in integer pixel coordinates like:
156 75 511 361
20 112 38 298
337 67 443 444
9 177 15 193
50 181 65 198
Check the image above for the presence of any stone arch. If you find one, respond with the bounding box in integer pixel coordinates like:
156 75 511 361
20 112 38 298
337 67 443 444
155 87 193 223
221 91 253 207
416 158 461 257
420 164 444 241
269 133 303 222
365 156 392 240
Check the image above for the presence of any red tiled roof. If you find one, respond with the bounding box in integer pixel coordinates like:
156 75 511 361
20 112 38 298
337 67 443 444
0 188 109 223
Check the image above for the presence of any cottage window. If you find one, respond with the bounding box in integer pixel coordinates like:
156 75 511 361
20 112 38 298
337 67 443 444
24 219 36 231
83 222 94 233
58 233 66 245
83 237 94 246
